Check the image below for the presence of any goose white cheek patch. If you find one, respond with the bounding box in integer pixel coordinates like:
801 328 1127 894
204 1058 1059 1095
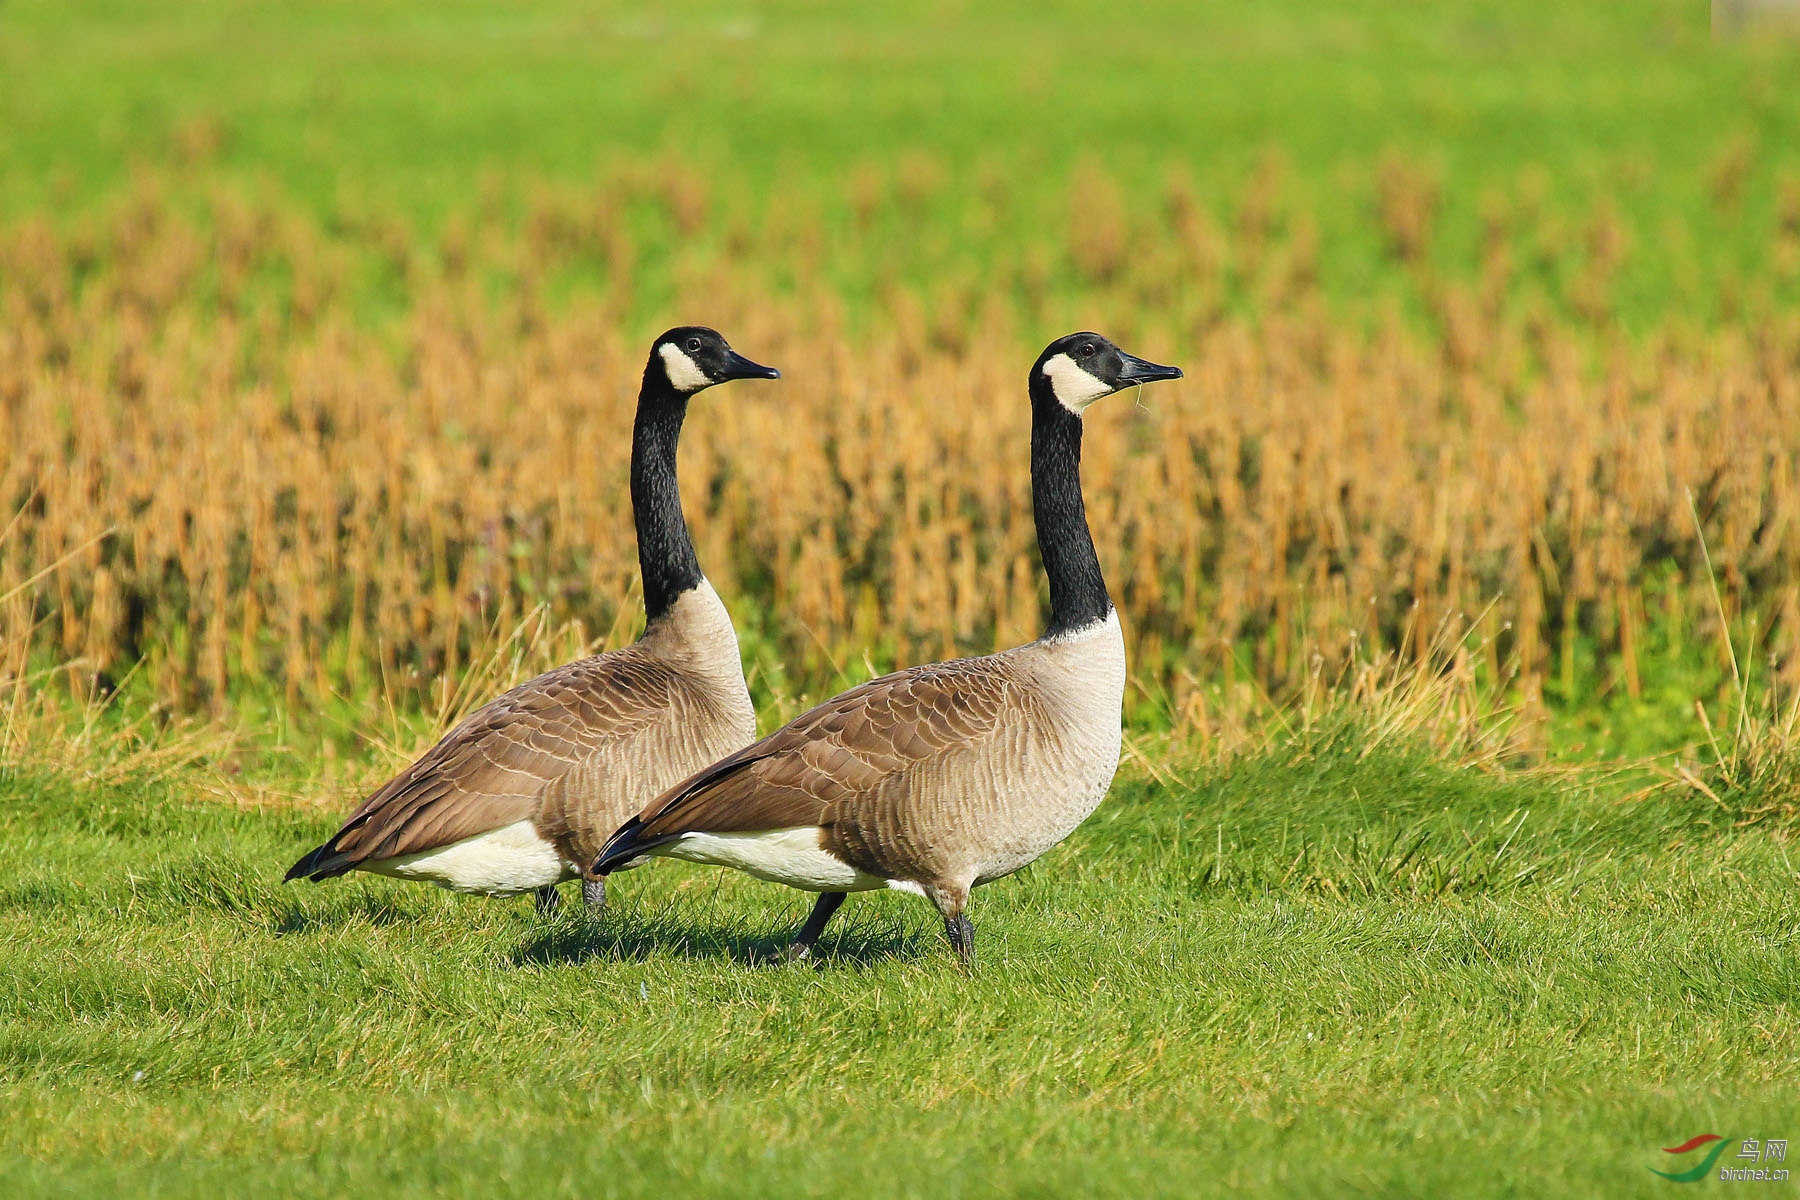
659 343 711 393
1040 353 1112 412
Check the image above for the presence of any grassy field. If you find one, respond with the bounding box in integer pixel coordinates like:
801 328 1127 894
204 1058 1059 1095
4 727 1798 1198
4 0 1800 1195
4 0 1797 318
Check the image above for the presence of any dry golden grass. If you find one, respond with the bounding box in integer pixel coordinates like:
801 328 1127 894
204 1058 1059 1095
2 164 1797 748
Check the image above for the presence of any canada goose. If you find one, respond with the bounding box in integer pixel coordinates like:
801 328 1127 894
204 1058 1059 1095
285 327 779 912
589 332 1181 963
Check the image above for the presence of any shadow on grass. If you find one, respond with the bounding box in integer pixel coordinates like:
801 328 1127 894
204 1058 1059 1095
269 892 433 935
0 878 79 914
510 908 930 969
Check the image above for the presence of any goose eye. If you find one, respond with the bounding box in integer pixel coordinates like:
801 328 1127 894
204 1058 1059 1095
1080 344 1096 357
686 337 701 352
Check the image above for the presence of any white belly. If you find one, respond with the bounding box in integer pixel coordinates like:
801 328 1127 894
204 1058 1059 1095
659 827 887 892
362 819 570 895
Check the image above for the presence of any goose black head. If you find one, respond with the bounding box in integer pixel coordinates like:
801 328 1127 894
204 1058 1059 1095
652 326 781 395
1031 332 1182 414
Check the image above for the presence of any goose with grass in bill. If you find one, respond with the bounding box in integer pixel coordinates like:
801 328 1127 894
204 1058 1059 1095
285 327 780 913
588 332 1181 963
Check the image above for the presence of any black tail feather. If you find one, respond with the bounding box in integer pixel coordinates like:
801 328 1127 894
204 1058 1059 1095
589 818 678 878
283 842 357 883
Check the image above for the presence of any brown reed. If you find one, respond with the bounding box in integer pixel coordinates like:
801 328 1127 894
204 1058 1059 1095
1 160 1796 753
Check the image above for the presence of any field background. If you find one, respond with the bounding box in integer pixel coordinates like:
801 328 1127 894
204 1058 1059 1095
3 1 1800 1196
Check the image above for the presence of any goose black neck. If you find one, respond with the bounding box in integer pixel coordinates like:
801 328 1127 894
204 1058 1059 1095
1030 396 1112 638
631 371 703 623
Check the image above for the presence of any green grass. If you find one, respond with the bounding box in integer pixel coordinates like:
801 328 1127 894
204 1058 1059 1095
3 731 1796 1197
3 0 1797 326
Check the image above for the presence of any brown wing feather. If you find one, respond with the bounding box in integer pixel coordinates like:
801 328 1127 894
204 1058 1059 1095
625 656 1016 847
310 648 680 870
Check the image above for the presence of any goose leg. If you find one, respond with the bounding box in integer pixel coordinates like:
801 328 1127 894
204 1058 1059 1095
928 884 976 967
581 877 607 911
787 891 847 961
943 914 976 966
533 885 561 915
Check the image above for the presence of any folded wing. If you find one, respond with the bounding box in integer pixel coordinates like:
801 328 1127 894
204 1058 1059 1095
594 656 1015 874
287 651 679 880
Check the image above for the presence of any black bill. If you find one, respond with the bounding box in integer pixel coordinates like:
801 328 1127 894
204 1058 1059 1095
721 349 781 381
1116 350 1183 386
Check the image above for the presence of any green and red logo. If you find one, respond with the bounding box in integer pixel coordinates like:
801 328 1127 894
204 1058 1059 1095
1652 1134 1731 1183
